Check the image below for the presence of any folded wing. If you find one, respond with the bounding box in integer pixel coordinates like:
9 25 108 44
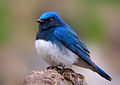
53 27 94 66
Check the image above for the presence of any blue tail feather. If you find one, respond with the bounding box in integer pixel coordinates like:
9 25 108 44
94 64 112 81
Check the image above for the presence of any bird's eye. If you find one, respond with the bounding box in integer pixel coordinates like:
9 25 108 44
49 18 54 22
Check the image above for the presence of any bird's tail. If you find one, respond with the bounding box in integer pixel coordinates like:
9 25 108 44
92 64 112 81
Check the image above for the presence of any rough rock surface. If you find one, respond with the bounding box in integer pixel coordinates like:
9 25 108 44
24 67 87 85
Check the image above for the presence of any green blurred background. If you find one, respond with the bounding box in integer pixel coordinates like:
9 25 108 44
0 0 120 85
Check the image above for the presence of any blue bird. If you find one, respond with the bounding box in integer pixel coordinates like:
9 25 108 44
35 12 112 81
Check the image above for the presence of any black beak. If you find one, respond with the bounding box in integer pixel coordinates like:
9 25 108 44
36 19 45 23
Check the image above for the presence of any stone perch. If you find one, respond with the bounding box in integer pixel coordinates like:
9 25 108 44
24 67 87 85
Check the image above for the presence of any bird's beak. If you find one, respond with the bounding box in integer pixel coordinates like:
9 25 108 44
36 19 45 23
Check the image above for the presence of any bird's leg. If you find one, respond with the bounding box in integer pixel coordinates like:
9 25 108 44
59 65 66 75
62 65 65 69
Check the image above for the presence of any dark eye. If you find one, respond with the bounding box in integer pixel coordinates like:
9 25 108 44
49 18 54 22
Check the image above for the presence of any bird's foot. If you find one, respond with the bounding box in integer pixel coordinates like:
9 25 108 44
47 65 58 69
59 68 73 75
47 65 62 73
47 65 74 76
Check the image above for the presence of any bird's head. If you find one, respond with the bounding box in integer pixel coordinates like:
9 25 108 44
37 12 64 30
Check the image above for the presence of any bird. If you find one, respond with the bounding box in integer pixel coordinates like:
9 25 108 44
35 11 112 81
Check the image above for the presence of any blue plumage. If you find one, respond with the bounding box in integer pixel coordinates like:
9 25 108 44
54 27 92 65
35 12 112 81
40 12 59 20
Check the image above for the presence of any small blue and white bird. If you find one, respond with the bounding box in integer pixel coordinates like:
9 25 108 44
35 12 112 81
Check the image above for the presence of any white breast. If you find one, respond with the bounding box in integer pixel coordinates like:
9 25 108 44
35 39 78 66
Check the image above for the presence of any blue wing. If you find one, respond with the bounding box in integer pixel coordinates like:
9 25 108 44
53 27 94 66
53 27 112 81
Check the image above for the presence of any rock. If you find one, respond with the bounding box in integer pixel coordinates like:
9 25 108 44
24 67 87 85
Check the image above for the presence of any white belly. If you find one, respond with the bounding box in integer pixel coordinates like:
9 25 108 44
35 39 78 66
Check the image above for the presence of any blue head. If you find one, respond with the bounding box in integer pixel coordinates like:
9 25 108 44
37 12 64 30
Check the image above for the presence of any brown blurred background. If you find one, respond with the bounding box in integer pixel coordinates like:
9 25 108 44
0 0 120 85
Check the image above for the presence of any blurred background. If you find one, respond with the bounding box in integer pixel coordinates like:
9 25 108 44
0 0 120 85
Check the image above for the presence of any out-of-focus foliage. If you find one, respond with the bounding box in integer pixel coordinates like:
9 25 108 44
0 1 12 45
